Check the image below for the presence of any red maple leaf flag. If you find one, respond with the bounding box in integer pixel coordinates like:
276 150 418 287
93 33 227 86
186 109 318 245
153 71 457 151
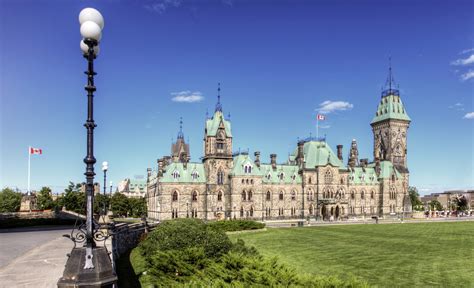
30 147 42 155
317 114 326 121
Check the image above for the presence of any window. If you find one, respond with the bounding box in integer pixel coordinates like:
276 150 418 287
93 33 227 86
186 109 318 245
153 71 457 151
248 190 253 200
266 191 271 201
217 170 224 185
244 163 252 174
250 179 254 184
279 191 284 200
309 204 313 215
371 190 375 199
191 170 199 180
308 177 312 184
217 191 223 201
361 190 365 199
172 170 180 179
172 191 178 201
250 206 254 217
246 179 249 184
266 173 271 180
279 172 284 180
324 170 333 184
240 207 244 218
242 190 246 201
241 179 244 184
351 190 355 200
217 142 224 149
192 191 198 201
340 177 344 184
291 190 296 201
291 174 296 181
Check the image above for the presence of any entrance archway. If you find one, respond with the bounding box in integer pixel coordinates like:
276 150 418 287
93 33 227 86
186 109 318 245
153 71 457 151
335 206 340 220
321 205 327 221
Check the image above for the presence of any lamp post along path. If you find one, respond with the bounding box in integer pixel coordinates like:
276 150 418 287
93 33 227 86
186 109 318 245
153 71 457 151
57 8 117 287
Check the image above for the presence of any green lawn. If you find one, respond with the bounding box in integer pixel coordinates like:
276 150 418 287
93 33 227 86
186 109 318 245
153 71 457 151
229 222 474 287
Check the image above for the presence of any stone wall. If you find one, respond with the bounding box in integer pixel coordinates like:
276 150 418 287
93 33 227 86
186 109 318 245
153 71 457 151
110 222 158 260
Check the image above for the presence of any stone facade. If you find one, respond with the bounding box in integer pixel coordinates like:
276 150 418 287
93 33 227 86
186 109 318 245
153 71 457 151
147 75 412 221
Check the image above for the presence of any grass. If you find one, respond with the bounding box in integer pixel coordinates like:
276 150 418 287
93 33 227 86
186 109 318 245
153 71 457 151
229 221 474 287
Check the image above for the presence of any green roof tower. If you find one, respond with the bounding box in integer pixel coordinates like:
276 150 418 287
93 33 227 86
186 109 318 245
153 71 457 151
370 59 411 172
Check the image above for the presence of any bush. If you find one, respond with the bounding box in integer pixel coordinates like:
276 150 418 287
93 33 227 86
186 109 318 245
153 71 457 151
133 219 367 287
0 188 22 212
207 220 265 232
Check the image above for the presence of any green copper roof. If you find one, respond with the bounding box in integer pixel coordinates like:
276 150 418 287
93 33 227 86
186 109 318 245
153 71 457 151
291 141 344 168
367 161 402 180
231 154 261 176
371 94 411 124
160 162 207 183
260 164 302 184
206 111 232 137
348 167 379 185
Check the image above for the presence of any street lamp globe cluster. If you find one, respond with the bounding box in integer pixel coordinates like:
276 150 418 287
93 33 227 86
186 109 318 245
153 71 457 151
79 8 104 55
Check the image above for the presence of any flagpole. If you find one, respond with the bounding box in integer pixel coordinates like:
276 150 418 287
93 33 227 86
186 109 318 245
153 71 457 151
28 146 31 195
316 118 319 140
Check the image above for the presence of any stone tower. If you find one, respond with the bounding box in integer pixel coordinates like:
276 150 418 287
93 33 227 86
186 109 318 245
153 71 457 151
370 61 411 172
171 117 190 163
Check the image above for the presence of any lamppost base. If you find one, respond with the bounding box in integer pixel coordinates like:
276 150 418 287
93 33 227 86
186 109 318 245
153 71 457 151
57 247 117 288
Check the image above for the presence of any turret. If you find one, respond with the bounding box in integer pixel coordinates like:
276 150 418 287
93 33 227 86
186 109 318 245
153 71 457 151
348 139 359 168
254 151 261 167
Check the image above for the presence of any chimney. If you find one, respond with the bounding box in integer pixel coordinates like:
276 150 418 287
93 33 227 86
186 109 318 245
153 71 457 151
254 151 261 167
270 154 277 170
348 139 359 168
360 158 368 167
375 157 381 176
337 145 343 161
157 158 164 176
297 140 305 164
183 153 188 169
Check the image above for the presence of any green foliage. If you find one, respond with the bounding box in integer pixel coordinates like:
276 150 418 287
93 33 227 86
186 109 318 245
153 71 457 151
453 195 468 211
62 182 85 214
37 186 53 210
207 219 265 232
0 187 22 212
111 192 129 217
429 200 443 211
94 193 110 214
133 219 367 287
128 197 147 218
408 186 423 210
139 218 232 259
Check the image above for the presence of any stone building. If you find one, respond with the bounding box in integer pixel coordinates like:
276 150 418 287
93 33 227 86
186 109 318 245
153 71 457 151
117 178 147 198
147 69 413 221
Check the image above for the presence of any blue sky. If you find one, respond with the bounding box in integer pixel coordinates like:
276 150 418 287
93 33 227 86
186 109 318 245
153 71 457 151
1 0 473 195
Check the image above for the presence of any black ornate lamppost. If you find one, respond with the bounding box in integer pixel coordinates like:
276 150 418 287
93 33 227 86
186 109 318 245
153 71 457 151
102 161 108 215
58 8 116 287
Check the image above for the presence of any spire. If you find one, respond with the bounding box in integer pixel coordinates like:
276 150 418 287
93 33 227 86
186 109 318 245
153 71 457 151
215 82 223 112
382 56 400 97
177 117 184 139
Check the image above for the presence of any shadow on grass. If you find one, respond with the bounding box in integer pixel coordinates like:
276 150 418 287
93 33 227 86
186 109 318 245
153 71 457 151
116 249 142 288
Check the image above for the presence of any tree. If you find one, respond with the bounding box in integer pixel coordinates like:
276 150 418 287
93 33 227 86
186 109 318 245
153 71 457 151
408 186 423 211
453 195 468 212
111 193 129 217
37 186 53 210
0 188 22 212
129 197 147 218
94 193 110 214
429 200 443 211
63 182 85 214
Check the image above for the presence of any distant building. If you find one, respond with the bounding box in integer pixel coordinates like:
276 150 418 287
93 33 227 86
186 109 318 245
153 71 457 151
421 190 474 211
80 182 101 195
117 178 147 198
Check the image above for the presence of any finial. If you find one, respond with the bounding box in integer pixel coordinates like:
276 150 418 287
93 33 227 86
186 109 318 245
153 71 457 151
177 117 184 139
382 55 399 97
215 82 223 112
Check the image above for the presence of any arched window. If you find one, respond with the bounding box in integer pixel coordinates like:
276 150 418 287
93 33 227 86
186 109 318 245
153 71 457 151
244 163 252 174
309 204 314 215
291 190 296 201
279 172 284 180
250 179 254 184
250 206 254 217
172 191 178 202
172 170 180 179
242 190 246 201
191 170 199 180
371 190 375 199
340 177 344 184
217 191 223 201
361 190 365 199
217 170 224 185
246 179 249 184
266 173 271 180
279 191 284 200
192 191 198 201
324 170 333 184
248 190 253 200
266 191 271 201
241 179 244 184
240 207 244 218
351 190 355 200
390 186 396 200
391 174 396 182
308 177 312 184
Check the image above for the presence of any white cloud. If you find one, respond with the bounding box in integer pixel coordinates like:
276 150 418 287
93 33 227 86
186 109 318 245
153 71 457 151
451 54 474 66
460 48 474 54
171 91 204 103
144 0 182 14
461 70 474 81
319 125 331 129
316 100 354 114
463 112 474 119
448 102 464 111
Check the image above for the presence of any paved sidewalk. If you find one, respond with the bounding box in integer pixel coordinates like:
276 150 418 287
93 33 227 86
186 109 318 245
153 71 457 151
0 235 72 288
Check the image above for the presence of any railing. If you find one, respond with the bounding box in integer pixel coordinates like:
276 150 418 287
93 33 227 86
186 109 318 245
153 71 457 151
381 88 400 97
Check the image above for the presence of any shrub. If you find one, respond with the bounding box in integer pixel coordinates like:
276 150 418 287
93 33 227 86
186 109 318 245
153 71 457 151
207 219 265 232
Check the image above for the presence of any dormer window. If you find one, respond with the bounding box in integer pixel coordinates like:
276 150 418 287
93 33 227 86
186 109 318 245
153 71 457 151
191 170 199 180
266 173 271 180
172 170 180 179
244 163 252 174
279 172 284 180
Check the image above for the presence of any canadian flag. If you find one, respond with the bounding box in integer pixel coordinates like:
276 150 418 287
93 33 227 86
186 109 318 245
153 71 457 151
30 147 42 155
317 114 326 121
